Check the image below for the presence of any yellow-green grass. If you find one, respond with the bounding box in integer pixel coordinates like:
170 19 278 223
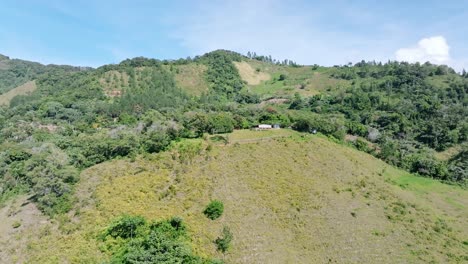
0 81 37 106
170 64 209 96
0 195 49 264
219 128 296 142
234 61 270 85
427 75 452 89
242 60 351 98
20 130 468 263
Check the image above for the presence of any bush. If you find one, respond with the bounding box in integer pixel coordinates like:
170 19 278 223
143 131 172 154
207 113 234 134
354 138 370 152
215 226 233 253
292 114 346 140
402 152 449 180
104 215 146 239
204 200 224 220
447 145 467 183
104 216 220 263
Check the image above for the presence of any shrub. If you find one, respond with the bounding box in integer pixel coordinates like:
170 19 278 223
104 216 219 263
204 200 224 220
292 114 346 140
143 131 172 154
447 146 467 183
104 215 146 239
215 226 233 253
354 138 370 152
207 113 234 134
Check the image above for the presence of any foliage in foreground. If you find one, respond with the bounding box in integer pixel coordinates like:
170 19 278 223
103 215 222 264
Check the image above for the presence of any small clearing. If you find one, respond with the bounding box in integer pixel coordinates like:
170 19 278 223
172 64 209 96
234 61 270 85
0 81 37 106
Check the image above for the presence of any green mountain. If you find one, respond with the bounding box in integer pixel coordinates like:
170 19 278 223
0 50 467 263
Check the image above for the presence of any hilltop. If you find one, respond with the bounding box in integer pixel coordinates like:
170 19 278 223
0 50 467 263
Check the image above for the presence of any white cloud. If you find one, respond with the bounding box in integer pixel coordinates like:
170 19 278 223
395 36 450 64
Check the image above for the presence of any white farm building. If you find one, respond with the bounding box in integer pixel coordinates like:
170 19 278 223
253 124 280 130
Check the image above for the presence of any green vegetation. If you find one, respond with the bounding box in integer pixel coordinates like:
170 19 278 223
214 226 233 253
102 216 220 263
198 50 245 99
0 80 37 106
204 200 224 220
0 54 87 95
0 50 467 263
0 50 466 220
14 131 467 263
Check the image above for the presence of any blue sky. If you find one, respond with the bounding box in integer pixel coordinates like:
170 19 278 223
1 0 467 70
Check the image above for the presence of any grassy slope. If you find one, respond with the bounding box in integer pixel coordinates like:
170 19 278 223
99 64 209 97
0 81 37 106
0 195 48 263
238 60 351 98
19 130 467 263
234 61 270 85
170 64 209 96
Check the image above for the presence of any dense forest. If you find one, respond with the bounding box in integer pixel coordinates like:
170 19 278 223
0 50 466 261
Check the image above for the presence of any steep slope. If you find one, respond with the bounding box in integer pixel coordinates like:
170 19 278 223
17 130 467 263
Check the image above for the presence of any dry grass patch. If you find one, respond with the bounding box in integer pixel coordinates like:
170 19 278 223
172 64 209 96
0 195 50 263
0 81 37 106
234 61 270 85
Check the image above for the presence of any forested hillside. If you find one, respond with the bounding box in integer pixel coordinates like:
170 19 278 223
0 50 466 263
0 54 87 95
